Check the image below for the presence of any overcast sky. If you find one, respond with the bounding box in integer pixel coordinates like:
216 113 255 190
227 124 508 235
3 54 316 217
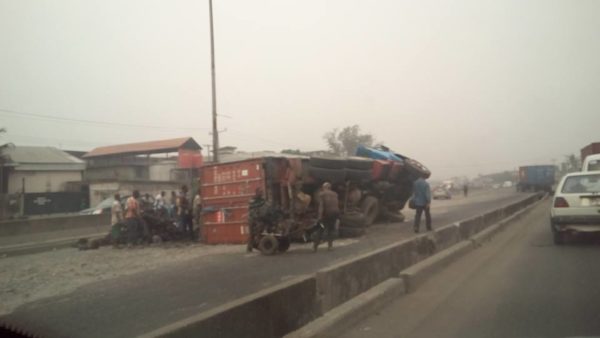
1 0 599 179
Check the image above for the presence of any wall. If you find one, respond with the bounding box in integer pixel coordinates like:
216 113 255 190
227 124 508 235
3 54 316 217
149 161 177 181
0 213 110 237
84 166 148 181
8 170 83 194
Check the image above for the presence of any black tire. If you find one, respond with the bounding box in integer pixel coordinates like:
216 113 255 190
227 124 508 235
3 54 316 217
258 235 279 255
309 157 346 169
346 157 374 170
404 158 431 177
278 237 291 252
338 227 366 238
309 167 346 183
340 211 368 228
345 168 372 182
361 196 380 226
383 211 405 223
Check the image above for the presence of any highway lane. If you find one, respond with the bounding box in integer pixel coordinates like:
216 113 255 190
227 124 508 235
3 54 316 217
1 189 529 338
342 199 600 338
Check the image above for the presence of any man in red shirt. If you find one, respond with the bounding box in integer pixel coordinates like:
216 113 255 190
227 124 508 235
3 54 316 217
125 190 141 245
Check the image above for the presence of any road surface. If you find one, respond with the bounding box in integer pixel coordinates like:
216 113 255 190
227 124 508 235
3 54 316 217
342 199 600 338
1 189 528 338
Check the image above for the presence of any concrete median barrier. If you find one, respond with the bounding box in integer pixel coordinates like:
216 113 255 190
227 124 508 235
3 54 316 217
140 193 544 338
316 239 416 313
0 213 109 237
138 276 319 338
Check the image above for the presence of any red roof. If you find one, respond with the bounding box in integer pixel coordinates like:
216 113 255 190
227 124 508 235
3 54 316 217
83 137 201 158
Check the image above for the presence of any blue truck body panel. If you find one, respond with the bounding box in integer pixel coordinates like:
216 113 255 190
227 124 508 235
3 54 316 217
518 165 555 186
356 145 405 163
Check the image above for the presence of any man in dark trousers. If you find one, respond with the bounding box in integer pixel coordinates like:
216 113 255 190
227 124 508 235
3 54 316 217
247 187 267 252
463 183 469 197
314 182 340 252
176 185 193 240
413 173 432 233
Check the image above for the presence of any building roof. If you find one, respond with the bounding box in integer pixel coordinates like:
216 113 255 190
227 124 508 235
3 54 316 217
83 137 202 159
3 146 86 171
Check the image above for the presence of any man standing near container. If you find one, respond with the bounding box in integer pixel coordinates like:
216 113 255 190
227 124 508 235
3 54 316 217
110 193 124 245
246 187 267 253
177 185 193 240
412 173 432 233
192 188 203 241
125 190 142 245
315 182 339 252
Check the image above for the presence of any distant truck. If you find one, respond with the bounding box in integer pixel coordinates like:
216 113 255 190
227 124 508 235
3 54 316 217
581 142 600 172
516 165 556 192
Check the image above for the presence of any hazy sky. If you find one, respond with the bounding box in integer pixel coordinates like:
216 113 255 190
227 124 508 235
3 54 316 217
1 0 599 179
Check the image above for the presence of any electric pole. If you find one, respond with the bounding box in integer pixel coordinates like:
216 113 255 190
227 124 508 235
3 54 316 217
209 0 219 162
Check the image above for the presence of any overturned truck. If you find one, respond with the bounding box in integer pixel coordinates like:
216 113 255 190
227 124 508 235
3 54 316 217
200 145 430 254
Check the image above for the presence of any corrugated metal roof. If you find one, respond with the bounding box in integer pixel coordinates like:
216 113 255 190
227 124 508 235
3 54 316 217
5 146 84 164
3 146 86 171
83 137 201 158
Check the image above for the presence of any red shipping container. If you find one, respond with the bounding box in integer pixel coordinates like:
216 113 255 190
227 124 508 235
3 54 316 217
200 159 266 244
581 142 600 161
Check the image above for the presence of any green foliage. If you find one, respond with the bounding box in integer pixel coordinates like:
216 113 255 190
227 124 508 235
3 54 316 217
323 125 375 156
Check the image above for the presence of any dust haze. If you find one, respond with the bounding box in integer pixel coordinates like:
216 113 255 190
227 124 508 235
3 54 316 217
1 0 599 178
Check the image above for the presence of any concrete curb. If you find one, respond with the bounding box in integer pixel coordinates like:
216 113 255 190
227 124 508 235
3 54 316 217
0 233 105 257
470 193 546 246
283 278 405 338
400 240 475 293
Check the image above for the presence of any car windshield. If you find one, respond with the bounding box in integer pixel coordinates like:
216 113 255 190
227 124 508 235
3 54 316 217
562 174 600 193
588 159 600 171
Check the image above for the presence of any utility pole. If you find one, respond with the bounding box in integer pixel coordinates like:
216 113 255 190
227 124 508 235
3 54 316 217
209 0 219 162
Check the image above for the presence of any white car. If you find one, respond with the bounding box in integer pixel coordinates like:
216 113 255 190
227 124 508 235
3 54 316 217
582 153 600 172
550 171 600 244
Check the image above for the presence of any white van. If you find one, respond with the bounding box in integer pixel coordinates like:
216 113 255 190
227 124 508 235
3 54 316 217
582 154 600 172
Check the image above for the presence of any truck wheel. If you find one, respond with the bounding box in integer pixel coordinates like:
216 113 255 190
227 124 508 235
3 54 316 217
404 158 431 178
340 211 368 228
345 157 374 170
309 157 346 169
338 227 366 238
278 237 291 252
309 167 346 183
361 196 380 226
382 210 405 223
258 235 279 255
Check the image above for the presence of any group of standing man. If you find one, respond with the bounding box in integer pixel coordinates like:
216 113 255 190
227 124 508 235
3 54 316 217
246 181 340 253
110 185 203 246
246 174 436 253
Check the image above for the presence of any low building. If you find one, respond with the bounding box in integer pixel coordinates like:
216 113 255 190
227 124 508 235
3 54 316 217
0 145 87 218
83 137 202 206
1 146 85 194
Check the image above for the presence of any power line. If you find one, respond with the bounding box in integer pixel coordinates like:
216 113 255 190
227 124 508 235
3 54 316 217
0 108 211 132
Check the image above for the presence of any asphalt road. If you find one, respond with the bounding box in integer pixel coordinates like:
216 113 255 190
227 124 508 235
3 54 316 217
1 189 528 338
342 199 600 338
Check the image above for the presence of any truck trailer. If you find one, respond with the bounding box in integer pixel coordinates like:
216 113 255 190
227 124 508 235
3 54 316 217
200 147 430 254
516 165 556 192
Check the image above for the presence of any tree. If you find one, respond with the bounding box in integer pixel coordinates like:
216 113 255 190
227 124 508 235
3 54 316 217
323 125 375 157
